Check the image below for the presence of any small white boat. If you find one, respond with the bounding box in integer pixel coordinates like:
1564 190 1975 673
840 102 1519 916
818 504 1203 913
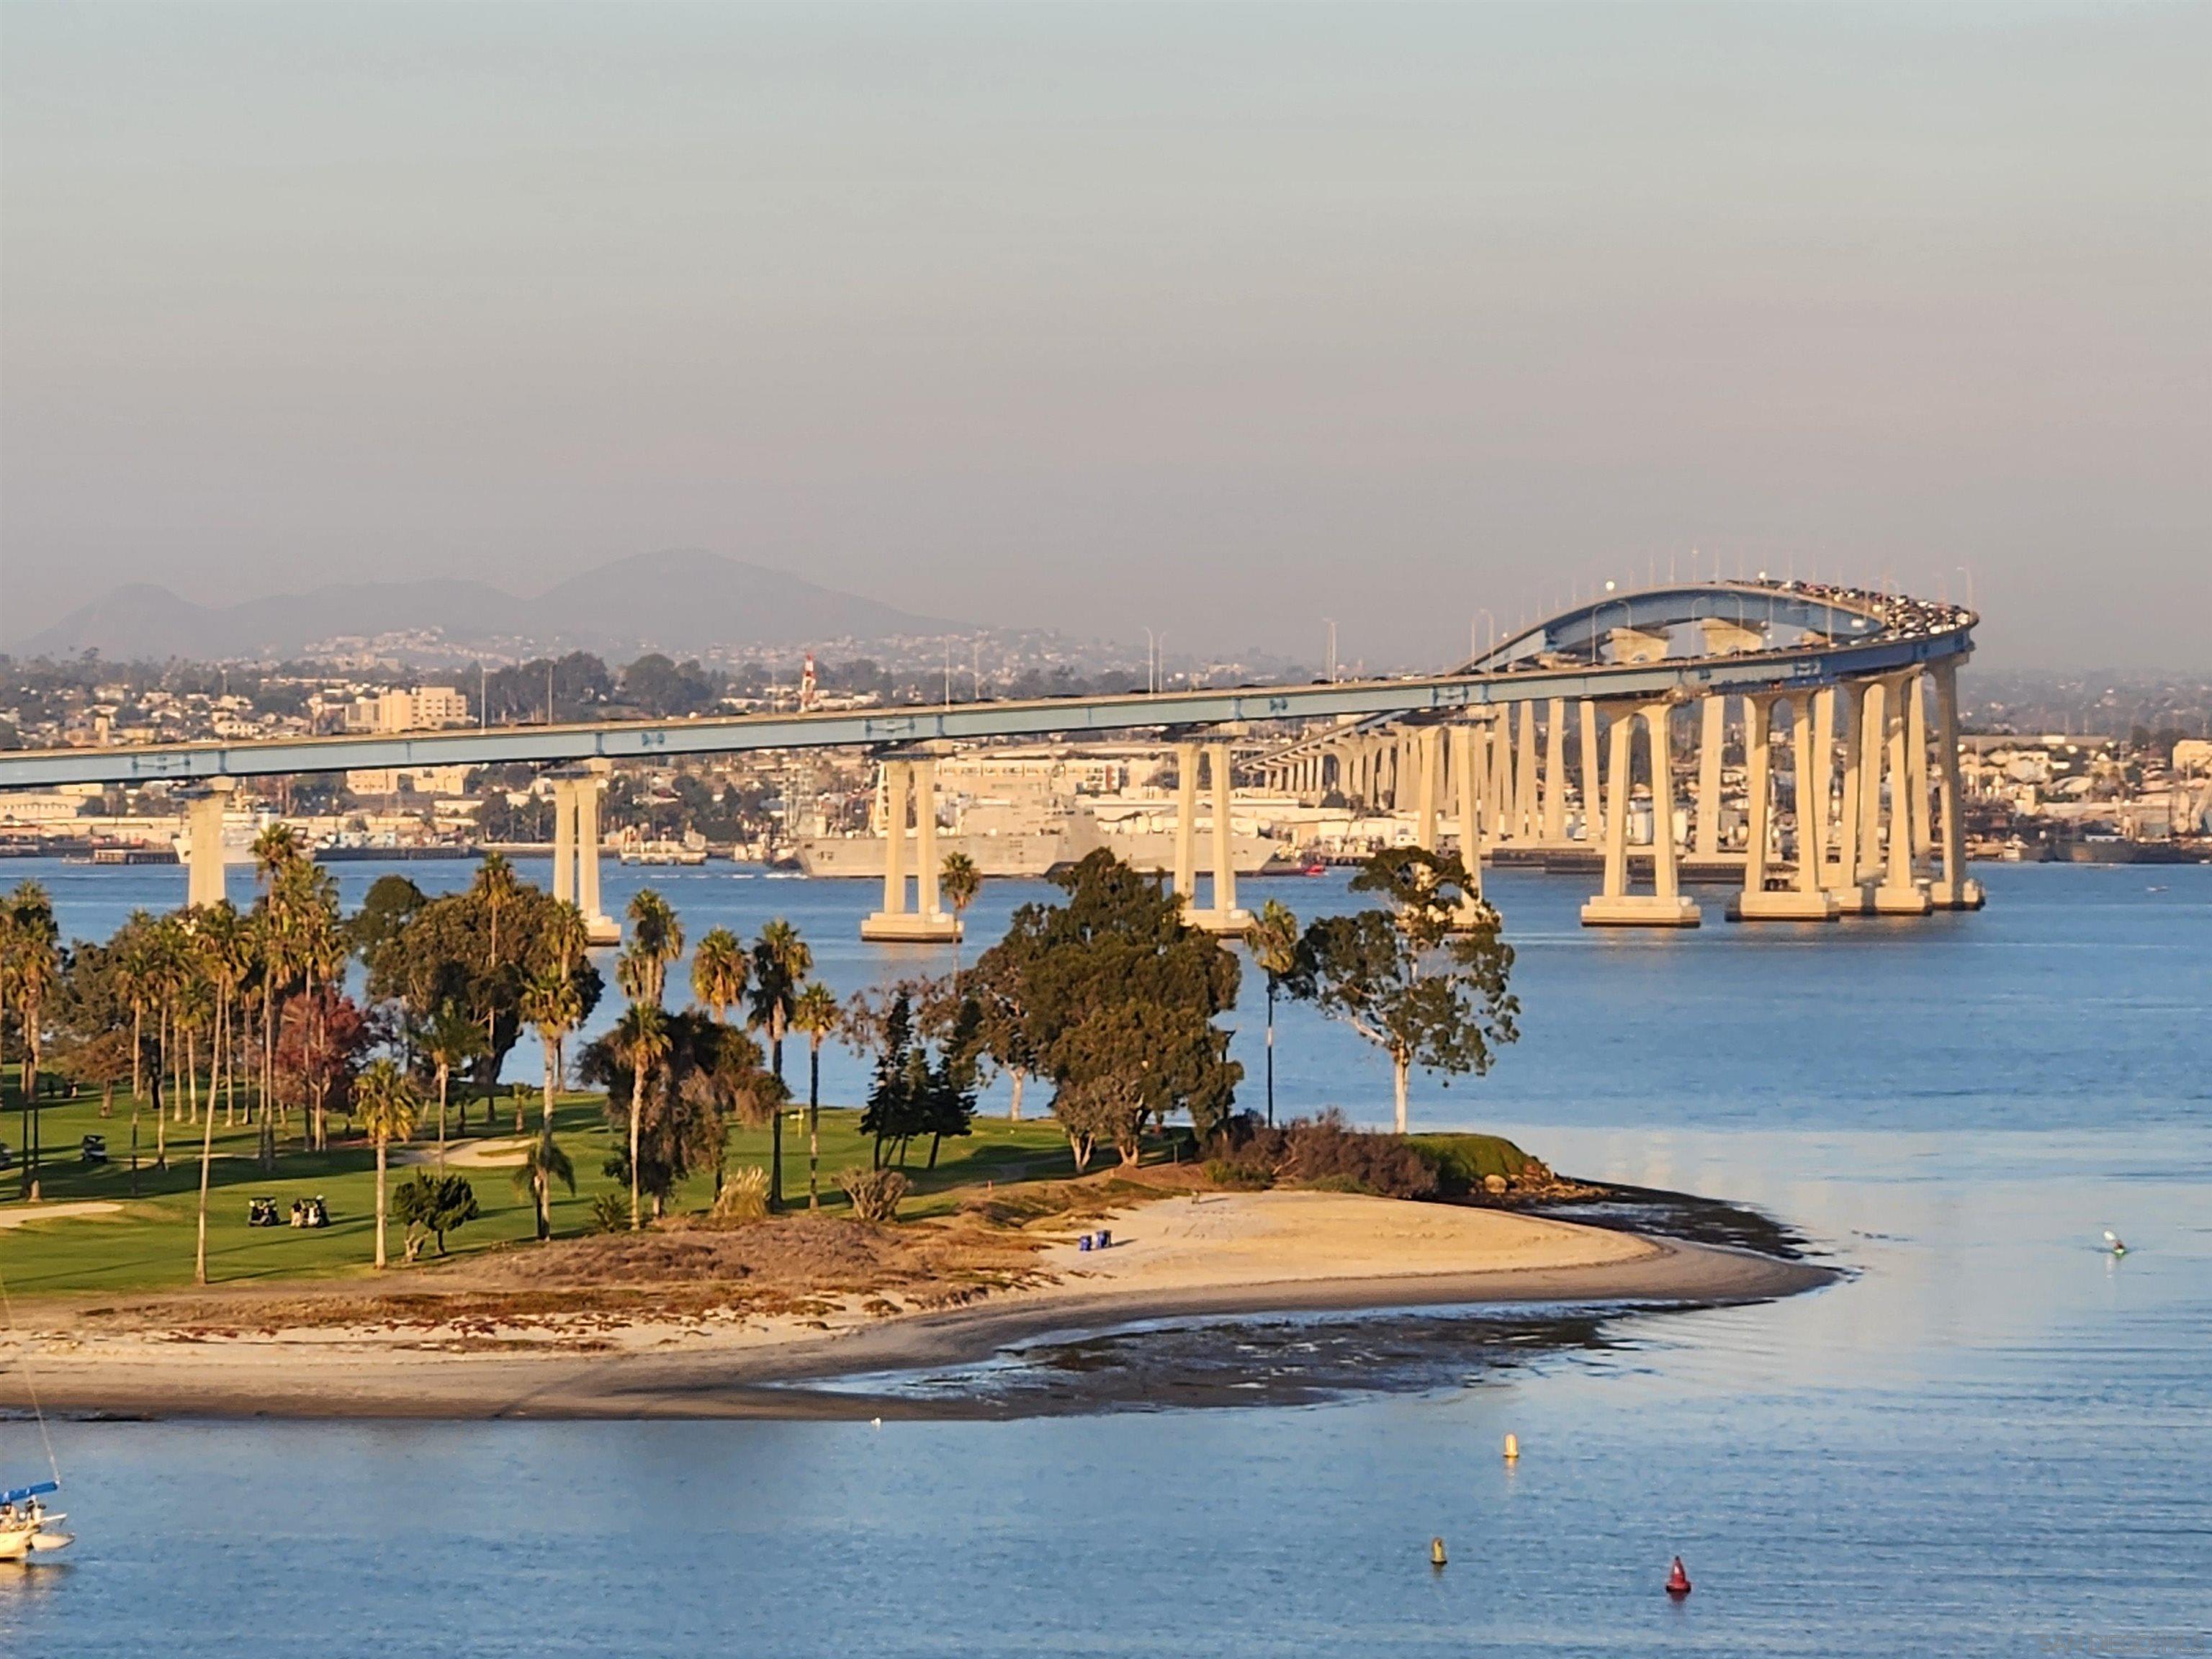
0 1486 71 1560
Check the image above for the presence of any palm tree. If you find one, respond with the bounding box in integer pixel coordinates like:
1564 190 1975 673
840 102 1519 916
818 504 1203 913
354 1058 419 1269
689 927 748 1025
939 853 981 975
197 902 252 1128
519 970 581 1137
748 920 811 1213
512 1131 575 1242
789 983 839 1212
626 888 684 1006
468 852 526 1056
251 822 303 886
418 999 485 1170
2 884 60 1197
1246 899 1300 1130
608 1000 669 1231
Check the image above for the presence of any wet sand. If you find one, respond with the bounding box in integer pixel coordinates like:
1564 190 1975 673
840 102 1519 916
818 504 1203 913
2 1192 1833 1421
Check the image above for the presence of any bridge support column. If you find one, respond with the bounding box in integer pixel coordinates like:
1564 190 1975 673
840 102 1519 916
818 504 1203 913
1451 724 1485 904
1413 726 1442 853
1579 699 1602 843
1581 701 1700 927
1857 678 1887 884
1488 714 1516 846
1694 694 1727 858
862 759 961 942
1730 695 1838 921
548 771 620 943
1905 670 1934 868
1873 675 1933 915
1515 703 1540 840
1172 741 1200 898
185 779 234 909
1183 740 1251 935
1926 657 1984 909
1541 699 1568 842
1830 683 1873 912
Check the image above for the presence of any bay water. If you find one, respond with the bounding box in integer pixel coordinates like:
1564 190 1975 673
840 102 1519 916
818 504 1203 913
1 858 2206 1655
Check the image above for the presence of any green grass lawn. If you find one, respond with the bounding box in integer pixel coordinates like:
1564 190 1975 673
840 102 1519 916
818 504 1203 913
0 1073 1083 1297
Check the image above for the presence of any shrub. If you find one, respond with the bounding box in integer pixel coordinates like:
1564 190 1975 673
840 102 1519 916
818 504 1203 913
390 1172 480 1259
1203 1159 1274 1191
585 1192 631 1234
713 1166 772 1224
1406 1133 1534 1195
840 1167 911 1223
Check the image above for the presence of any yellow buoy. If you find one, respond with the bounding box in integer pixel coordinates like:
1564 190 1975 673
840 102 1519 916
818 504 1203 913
1503 1433 1520 1462
1430 1537 1448 1568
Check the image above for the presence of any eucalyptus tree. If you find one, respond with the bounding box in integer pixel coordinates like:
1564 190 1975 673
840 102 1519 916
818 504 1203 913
1286 848 1518 1134
747 920 811 1212
354 1058 421 1269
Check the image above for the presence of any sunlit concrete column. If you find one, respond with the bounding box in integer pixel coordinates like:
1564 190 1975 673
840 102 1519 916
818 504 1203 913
1731 696 1839 921
576 768 618 943
1694 694 1727 858
916 759 947 920
1906 670 1933 866
551 780 577 906
1173 739 1200 899
1413 725 1442 852
1927 656 1984 909
1579 699 1602 843
1488 715 1516 844
185 780 233 910
1873 676 1933 915
1186 739 1251 935
1451 724 1484 902
869 762 909 924
1832 683 1869 911
1582 702 1699 926
1857 678 1886 883
1515 703 1540 840
1811 685 1837 880
1646 703 1686 904
1542 698 1568 842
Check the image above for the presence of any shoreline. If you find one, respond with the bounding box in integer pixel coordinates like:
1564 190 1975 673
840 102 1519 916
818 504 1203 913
4 1194 1834 1421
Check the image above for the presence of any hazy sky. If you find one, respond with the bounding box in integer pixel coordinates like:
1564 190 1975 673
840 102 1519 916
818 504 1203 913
3 4 2206 668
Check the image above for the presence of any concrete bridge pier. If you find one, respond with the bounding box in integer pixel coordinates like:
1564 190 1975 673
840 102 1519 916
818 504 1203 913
1450 724 1485 902
1926 657 1986 909
1540 698 1569 842
1871 673 1935 915
1581 701 1700 927
861 758 961 943
1828 683 1874 912
184 778 235 909
1730 694 1840 921
549 768 621 944
1578 698 1603 845
1177 739 1250 935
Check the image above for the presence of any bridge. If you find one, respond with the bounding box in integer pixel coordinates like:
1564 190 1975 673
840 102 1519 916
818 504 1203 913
0 578 1982 936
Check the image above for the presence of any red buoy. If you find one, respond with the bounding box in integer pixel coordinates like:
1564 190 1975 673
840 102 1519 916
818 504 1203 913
1665 1557 1692 1598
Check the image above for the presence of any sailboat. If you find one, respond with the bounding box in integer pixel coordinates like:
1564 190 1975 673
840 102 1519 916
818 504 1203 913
0 1480 70 1560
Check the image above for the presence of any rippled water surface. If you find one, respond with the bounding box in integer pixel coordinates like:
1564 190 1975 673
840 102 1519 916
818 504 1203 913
1 860 2206 1656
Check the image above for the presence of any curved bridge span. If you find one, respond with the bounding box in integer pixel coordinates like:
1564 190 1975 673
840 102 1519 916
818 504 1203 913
0 579 1982 931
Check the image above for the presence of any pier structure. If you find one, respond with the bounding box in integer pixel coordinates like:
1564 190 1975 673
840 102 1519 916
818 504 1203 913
1171 737 1251 935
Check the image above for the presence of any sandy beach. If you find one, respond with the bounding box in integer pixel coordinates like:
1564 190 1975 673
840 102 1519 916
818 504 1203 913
0 1191 1830 1420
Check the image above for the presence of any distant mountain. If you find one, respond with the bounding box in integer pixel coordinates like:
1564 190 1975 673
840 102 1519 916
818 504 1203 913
9 551 958 662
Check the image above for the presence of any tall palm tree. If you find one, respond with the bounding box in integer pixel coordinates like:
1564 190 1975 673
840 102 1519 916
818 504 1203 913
939 853 981 976
354 1058 419 1270
2 884 59 1197
418 999 485 1170
789 983 839 1212
251 822 303 886
1246 899 1300 1130
748 920 811 1213
512 1131 575 1242
689 927 748 1025
608 999 669 1231
197 902 252 1128
468 851 526 1055
519 970 581 1137
626 888 684 1006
